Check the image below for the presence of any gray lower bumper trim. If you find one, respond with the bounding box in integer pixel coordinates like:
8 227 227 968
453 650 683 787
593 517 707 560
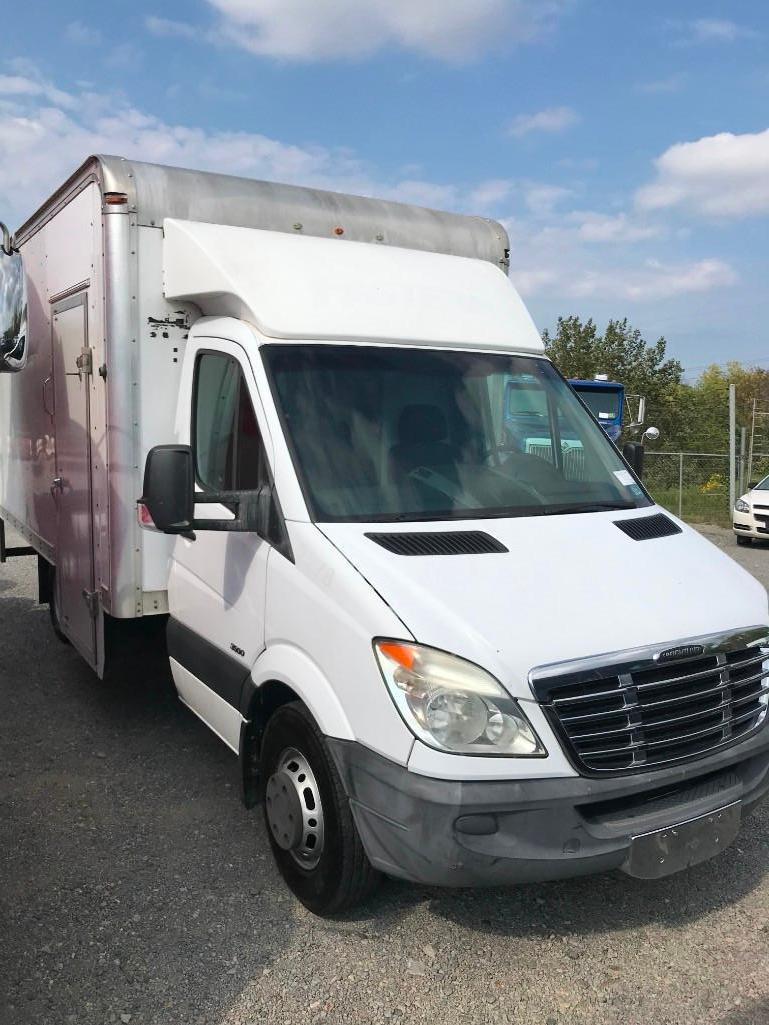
327 728 769 887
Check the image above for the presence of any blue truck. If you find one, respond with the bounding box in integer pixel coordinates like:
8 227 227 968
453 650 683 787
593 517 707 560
503 375 649 481
568 376 625 443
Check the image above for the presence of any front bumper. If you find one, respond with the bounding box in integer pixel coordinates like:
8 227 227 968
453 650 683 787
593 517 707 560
328 728 769 886
733 508 769 539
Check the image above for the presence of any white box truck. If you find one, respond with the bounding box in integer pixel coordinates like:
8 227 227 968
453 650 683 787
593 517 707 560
2 155 769 914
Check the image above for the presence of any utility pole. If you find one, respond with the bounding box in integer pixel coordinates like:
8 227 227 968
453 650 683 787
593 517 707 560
729 384 736 513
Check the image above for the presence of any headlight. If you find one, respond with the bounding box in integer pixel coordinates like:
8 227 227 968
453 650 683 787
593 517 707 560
735 499 750 513
373 640 546 757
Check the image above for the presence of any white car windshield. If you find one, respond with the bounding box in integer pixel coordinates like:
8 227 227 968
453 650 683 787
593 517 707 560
263 344 652 523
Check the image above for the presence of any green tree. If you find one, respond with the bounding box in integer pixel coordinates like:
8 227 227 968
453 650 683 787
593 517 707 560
686 363 769 454
543 316 686 445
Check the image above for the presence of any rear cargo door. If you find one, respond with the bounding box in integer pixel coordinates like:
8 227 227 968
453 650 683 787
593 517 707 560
51 292 97 666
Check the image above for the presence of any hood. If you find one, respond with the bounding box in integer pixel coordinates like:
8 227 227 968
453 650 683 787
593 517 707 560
319 508 768 700
742 489 769 507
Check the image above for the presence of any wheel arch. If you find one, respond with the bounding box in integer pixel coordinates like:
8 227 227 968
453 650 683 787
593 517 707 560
238 644 355 808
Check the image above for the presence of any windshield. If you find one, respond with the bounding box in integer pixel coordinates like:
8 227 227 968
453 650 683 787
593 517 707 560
755 477 769 491
263 345 651 523
577 388 622 422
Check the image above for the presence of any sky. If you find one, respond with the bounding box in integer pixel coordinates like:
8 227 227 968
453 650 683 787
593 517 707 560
1 0 768 377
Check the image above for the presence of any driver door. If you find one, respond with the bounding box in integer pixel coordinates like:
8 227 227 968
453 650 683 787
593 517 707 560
167 340 272 751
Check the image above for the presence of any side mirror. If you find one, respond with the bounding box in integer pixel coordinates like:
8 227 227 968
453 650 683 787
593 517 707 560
140 445 195 535
642 426 660 443
622 441 645 480
748 481 758 491
0 333 26 373
139 445 279 540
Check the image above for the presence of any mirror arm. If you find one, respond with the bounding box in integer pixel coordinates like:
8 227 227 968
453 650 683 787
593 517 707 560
191 488 265 534
193 490 243 505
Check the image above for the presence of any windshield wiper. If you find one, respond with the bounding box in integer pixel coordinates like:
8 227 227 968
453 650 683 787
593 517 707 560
540 501 637 516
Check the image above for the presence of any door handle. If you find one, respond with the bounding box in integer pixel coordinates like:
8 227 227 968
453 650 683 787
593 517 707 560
42 376 54 416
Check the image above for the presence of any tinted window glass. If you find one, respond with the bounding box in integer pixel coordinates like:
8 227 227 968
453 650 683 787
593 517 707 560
263 344 651 523
194 353 265 491
579 390 621 421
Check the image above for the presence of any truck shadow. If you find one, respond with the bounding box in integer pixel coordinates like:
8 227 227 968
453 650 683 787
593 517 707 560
0 596 296 1025
718 998 769 1024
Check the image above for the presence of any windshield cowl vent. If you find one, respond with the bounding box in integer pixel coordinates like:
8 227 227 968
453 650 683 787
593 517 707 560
365 531 509 556
614 513 682 541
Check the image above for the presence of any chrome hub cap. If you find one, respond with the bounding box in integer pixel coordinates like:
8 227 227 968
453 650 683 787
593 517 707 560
265 747 324 868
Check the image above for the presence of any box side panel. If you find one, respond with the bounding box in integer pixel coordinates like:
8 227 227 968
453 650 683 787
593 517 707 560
48 185 110 601
0 183 106 566
45 186 99 299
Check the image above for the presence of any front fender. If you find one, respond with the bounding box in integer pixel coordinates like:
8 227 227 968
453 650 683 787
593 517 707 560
247 642 355 741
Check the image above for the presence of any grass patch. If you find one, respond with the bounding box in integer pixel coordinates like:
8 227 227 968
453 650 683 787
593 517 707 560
649 487 732 529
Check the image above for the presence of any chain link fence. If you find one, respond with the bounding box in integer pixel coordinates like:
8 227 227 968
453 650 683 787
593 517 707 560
747 453 769 490
644 451 769 528
644 452 730 526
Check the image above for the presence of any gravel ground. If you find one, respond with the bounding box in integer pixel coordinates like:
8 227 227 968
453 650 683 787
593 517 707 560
3 524 769 1025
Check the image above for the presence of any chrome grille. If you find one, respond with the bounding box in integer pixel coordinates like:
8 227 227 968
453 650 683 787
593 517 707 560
531 630 769 776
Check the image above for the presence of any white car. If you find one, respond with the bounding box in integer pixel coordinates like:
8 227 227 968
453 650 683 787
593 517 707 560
733 477 769 544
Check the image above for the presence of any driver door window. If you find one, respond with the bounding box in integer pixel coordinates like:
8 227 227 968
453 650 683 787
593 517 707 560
194 352 267 492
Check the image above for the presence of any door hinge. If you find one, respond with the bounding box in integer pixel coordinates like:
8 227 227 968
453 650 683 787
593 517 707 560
82 589 99 618
76 348 93 375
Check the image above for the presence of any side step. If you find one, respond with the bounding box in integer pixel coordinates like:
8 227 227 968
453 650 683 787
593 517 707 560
0 518 36 563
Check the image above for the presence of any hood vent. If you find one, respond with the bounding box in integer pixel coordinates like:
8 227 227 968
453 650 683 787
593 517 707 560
614 512 681 541
366 530 508 556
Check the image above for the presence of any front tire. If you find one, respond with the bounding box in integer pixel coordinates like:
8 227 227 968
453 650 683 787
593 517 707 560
260 702 379 915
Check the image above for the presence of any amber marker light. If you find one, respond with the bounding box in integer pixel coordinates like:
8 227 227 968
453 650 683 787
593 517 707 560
377 641 417 670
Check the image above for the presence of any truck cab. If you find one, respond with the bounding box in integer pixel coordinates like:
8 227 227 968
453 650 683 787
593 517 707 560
569 377 625 443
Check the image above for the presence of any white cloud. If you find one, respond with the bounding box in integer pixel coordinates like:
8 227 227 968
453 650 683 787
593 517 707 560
506 210 734 305
523 183 572 215
146 0 569 61
684 18 758 44
636 73 685 95
567 211 660 243
636 128 769 219
467 179 514 211
507 106 579 138
0 73 75 109
145 16 199 41
65 21 102 46
386 180 460 209
567 258 736 301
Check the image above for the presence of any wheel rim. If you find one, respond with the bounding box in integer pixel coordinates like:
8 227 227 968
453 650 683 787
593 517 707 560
265 747 325 869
